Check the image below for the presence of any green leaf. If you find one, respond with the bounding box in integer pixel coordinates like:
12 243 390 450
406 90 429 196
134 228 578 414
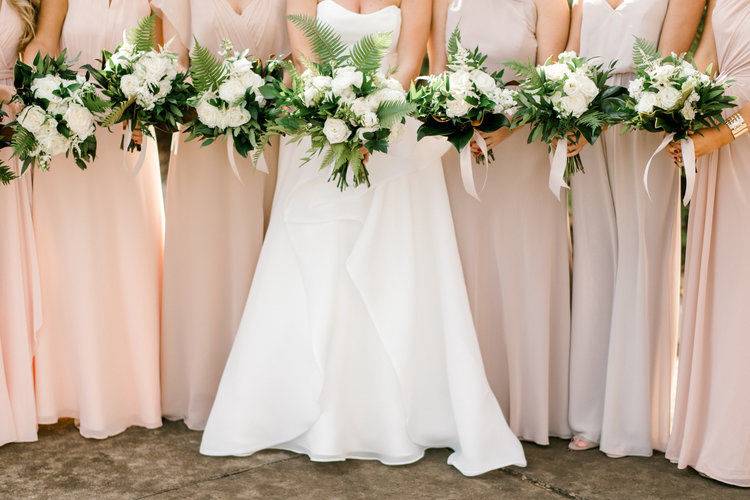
633 37 660 70
376 100 414 129
350 32 392 73
0 161 17 185
101 96 136 127
190 40 228 94
447 26 462 60
127 15 157 53
288 14 348 66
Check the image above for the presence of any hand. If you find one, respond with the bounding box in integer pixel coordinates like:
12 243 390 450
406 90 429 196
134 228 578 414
565 134 588 158
359 146 370 164
470 128 512 156
667 127 733 165
123 122 144 147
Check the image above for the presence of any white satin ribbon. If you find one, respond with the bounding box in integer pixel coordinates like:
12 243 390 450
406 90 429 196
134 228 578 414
548 137 570 201
170 128 180 156
458 130 488 200
251 150 269 174
226 134 244 184
643 133 696 206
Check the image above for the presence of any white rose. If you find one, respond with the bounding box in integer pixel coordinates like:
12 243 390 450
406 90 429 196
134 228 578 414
63 102 95 139
493 88 517 113
563 77 581 97
648 63 676 87
224 105 252 128
628 78 645 99
448 69 472 95
446 96 472 118
680 102 696 121
543 63 570 82
218 77 247 104
559 92 589 118
331 66 364 97
311 75 333 91
361 111 379 128
37 121 68 156
239 70 264 91
470 70 497 95
574 72 600 99
17 105 48 134
655 85 681 110
47 101 70 117
231 57 253 75
635 92 658 114
196 99 223 128
303 86 321 107
350 97 374 117
133 52 174 84
31 75 64 103
322 117 351 144
120 74 143 98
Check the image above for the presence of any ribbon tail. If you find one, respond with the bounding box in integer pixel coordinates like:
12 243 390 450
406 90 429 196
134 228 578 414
170 128 180 156
459 143 480 200
226 134 244 184
473 131 490 195
251 150 269 174
643 133 674 201
548 138 569 201
681 138 697 206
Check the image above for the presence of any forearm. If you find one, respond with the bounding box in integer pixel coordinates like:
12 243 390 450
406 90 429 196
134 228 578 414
536 0 570 62
564 0 582 54
287 0 318 71
24 0 68 60
394 0 431 88
427 0 449 74
658 0 706 55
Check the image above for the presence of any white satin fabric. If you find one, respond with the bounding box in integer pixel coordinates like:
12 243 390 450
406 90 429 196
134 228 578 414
200 0 526 476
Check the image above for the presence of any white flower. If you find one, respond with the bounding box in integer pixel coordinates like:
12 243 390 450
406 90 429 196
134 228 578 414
573 71 599 99
647 63 676 87
47 101 70 117
17 105 47 134
563 76 581 97
493 88 517 114
331 66 364 98
120 74 142 98
322 117 351 144
360 111 379 128
635 92 658 114
628 78 645 99
448 69 473 96
655 85 681 110
350 97 375 117
446 96 472 118
224 105 252 128
240 70 264 91
133 52 176 84
311 75 333 90
196 99 223 128
37 120 69 156
680 60 699 78
559 92 590 118
557 51 578 63
544 63 570 81
303 86 321 107
680 102 696 121
63 102 95 139
31 75 64 103
470 70 497 96
231 57 253 75
218 77 247 104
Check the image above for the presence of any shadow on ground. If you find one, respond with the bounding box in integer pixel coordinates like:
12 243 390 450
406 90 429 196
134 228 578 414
0 420 745 499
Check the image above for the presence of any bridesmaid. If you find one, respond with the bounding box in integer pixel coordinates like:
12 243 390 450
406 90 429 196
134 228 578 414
153 0 289 431
565 0 705 456
666 0 750 487
30 0 165 438
0 0 40 447
429 0 572 445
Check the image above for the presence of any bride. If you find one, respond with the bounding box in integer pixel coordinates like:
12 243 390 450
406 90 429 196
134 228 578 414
200 0 526 476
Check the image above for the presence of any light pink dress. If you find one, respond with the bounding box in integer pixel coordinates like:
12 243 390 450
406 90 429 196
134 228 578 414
32 0 165 439
153 0 289 431
0 2 40 447
570 0 679 456
442 0 572 445
666 0 750 487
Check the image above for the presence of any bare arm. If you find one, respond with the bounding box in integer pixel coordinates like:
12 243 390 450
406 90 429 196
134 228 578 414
287 0 319 71
23 0 68 62
427 0 450 75
692 0 717 74
159 16 189 70
565 0 582 54
393 0 431 89
658 0 706 55
536 0 570 63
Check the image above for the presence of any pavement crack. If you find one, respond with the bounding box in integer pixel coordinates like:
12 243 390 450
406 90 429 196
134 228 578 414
499 468 585 499
134 455 304 499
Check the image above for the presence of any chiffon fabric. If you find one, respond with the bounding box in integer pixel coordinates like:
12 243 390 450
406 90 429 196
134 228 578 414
442 0 572 446
666 0 750 486
32 0 165 439
201 0 527 476
154 0 289 431
569 0 679 456
0 2 40 447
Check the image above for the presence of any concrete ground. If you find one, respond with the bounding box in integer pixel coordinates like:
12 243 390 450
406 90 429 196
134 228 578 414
1 420 746 499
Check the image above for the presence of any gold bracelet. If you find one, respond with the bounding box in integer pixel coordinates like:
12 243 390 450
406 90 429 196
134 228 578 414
726 112 749 140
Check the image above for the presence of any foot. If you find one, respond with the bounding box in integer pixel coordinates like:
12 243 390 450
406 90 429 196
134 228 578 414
568 436 598 451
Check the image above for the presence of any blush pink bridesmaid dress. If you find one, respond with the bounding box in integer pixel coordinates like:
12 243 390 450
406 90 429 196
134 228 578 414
569 0 679 457
0 2 40 447
441 0 572 446
32 0 165 439
153 0 289 431
666 0 750 487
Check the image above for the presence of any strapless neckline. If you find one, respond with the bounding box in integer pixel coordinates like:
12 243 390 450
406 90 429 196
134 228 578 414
319 0 400 17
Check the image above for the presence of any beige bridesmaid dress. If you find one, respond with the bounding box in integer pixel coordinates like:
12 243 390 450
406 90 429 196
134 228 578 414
666 0 750 487
442 0 572 445
0 2 40 446
32 0 165 438
569 0 679 456
153 0 289 430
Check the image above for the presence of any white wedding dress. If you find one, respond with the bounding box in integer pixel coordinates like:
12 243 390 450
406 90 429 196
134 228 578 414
200 0 526 476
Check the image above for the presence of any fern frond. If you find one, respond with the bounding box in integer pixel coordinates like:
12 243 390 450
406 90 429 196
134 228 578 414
101 96 136 127
190 40 228 93
288 14 347 65
504 60 539 83
127 15 157 53
376 100 414 128
11 126 36 158
633 37 660 70
350 32 392 73
447 26 462 59
0 161 17 185
81 93 111 114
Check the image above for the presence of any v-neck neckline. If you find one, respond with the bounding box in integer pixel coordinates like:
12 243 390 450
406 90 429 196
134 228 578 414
604 0 627 12
221 0 253 17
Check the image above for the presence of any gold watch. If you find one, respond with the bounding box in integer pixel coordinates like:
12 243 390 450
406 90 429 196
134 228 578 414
726 112 749 140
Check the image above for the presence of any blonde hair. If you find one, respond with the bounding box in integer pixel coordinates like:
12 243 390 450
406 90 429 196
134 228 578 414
8 0 40 52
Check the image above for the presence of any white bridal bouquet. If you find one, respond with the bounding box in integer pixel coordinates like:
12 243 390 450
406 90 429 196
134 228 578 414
9 52 106 176
409 27 516 199
85 15 190 167
275 15 413 190
186 40 285 178
625 39 735 205
509 51 627 199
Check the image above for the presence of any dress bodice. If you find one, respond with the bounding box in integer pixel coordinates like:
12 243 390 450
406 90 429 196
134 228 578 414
153 0 289 60
580 0 669 81
445 0 538 80
0 1 23 85
61 0 153 68
316 0 401 69
713 0 750 106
